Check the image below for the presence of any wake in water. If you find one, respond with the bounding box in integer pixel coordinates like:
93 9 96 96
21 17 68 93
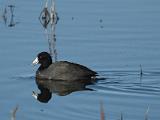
95 69 160 96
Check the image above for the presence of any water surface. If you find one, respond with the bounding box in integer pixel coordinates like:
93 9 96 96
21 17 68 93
0 0 160 120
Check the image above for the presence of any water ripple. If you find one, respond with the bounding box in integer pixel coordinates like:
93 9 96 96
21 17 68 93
96 70 160 96
11 73 35 81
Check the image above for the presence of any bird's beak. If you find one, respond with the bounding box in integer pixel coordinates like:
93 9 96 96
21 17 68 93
32 91 38 100
32 57 39 65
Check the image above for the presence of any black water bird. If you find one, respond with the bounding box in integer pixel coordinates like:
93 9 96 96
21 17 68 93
32 52 97 81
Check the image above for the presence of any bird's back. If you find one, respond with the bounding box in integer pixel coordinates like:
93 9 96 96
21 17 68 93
36 61 97 80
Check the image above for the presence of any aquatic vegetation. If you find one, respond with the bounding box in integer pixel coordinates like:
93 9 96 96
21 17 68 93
145 107 150 120
11 105 18 120
99 102 150 120
100 101 105 120
10 104 150 120
140 64 143 76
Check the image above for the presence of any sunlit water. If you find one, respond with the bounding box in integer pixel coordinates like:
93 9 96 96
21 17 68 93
0 0 160 120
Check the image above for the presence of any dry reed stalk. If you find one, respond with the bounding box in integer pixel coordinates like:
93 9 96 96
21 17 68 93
145 106 150 120
100 101 105 120
11 105 19 120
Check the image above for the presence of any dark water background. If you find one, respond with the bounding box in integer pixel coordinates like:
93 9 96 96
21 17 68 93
0 0 160 120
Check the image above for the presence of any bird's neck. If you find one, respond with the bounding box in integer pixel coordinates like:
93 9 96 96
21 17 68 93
39 61 52 70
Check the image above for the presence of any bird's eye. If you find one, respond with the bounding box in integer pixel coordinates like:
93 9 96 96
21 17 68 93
39 56 42 59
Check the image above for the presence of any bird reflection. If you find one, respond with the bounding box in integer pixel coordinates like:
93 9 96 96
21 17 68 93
32 78 96 103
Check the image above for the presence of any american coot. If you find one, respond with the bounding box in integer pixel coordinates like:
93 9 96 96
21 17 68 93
32 52 97 80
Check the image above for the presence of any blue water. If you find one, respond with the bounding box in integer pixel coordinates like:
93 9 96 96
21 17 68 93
0 0 160 120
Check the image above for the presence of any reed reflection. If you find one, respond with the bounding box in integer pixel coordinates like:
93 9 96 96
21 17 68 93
0 4 18 27
8 5 17 27
33 78 95 103
39 0 59 62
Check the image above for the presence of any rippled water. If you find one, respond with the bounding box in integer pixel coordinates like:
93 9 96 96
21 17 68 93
0 0 160 120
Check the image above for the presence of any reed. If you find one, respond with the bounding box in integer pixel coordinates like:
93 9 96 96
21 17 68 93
9 103 150 120
145 107 150 120
11 105 19 120
99 103 150 120
120 112 123 120
100 101 105 120
140 64 143 76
